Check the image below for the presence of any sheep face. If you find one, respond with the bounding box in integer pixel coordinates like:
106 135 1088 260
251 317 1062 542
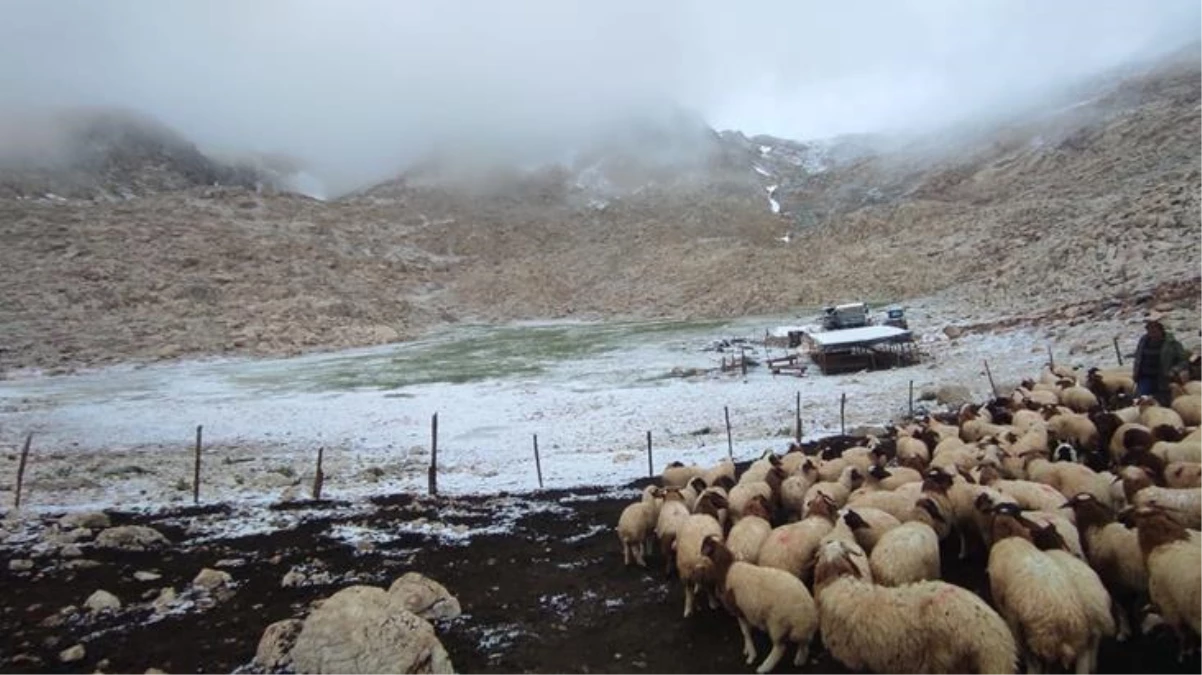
1053 442 1078 463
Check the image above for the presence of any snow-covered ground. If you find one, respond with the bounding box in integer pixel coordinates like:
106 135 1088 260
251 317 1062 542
0 305 1140 512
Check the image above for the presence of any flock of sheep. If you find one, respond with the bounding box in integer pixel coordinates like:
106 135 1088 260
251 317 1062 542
615 362 1202 674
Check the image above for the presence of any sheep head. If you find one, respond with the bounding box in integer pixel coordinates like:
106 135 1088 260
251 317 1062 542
806 492 838 520
916 497 946 524
688 477 708 493
1062 493 1113 528
921 469 954 494
987 502 1033 543
1130 506 1191 556
743 495 773 521
712 475 736 491
842 509 868 530
814 540 863 588
868 465 891 481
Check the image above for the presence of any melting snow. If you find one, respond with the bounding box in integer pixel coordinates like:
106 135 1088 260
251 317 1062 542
769 196 781 214
759 145 772 155
753 165 773 178
766 184 778 196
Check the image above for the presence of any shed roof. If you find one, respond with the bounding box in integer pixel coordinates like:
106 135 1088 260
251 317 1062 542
806 325 912 348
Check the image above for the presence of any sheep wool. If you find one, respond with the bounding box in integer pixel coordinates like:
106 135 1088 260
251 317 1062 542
1171 393 1202 427
1027 522 1116 673
813 541 1017 674
675 513 725 618
757 494 837 582
725 496 773 564
616 490 661 567
702 536 819 674
985 505 1091 673
1133 508 1202 658
868 520 940 587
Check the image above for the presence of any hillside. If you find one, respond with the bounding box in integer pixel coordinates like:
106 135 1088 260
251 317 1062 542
0 52 1198 374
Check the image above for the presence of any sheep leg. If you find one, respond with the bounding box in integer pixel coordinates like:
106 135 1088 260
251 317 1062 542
1074 647 1091 675
756 641 787 674
634 542 647 568
957 528 969 560
792 639 809 666
622 541 631 566
683 582 695 618
1115 604 1132 642
737 616 757 664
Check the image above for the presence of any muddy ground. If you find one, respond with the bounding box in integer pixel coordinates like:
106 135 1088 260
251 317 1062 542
1 475 1198 675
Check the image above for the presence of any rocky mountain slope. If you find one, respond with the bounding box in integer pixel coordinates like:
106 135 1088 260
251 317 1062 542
0 51 1198 374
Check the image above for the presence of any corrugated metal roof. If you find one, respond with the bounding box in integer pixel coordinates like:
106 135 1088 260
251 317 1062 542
806 325 911 347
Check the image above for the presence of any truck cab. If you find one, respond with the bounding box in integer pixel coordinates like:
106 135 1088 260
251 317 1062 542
822 302 870 331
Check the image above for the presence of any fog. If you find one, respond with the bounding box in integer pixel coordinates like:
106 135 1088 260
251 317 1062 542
1 0 1198 194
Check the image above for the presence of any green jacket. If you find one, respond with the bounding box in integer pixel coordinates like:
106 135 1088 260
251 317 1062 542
1132 331 1189 389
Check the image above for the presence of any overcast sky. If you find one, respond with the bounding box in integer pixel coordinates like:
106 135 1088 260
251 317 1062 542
1 0 1199 192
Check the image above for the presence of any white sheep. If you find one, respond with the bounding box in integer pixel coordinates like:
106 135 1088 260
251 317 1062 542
801 465 862 516
1131 485 1202 530
1063 493 1147 641
675 508 725 618
662 461 704 488
654 489 692 576
703 458 737 487
757 493 838 582
725 495 773 564
984 503 1091 673
1026 518 1117 672
896 434 931 469
701 536 819 673
1023 452 1113 509
616 487 664 567
1056 382 1100 413
778 462 818 521
1131 507 1202 661
868 520 940 587
813 540 1018 674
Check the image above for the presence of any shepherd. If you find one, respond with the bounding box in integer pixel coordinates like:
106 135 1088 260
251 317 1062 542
1131 317 1190 406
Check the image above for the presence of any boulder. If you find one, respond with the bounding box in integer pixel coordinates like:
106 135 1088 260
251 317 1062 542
942 325 964 339
59 511 111 530
936 384 973 407
290 585 454 674
8 558 34 572
134 571 162 582
387 573 461 622
254 618 303 670
192 568 232 590
95 525 168 551
59 644 86 663
84 590 121 613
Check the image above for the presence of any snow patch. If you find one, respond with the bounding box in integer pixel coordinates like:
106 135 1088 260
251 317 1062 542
768 196 781 214
753 165 773 178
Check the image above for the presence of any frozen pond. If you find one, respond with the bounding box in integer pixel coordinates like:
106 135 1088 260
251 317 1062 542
0 309 1065 510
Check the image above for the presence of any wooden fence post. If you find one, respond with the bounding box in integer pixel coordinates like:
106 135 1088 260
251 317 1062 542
428 413 438 497
795 392 802 445
312 446 325 500
13 433 32 509
193 425 203 505
1113 337 1124 366
1046 344 1055 371
840 393 846 435
908 380 915 419
725 406 735 460
983 360 999 397
646 431 653 479
533 434 543 489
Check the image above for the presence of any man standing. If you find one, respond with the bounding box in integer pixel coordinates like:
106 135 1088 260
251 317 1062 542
1131 318 1189 406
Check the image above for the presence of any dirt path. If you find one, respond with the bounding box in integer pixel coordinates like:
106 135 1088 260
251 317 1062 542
1 473 1197 675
